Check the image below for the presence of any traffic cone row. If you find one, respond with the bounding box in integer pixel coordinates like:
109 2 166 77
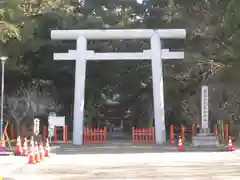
28 138 50 164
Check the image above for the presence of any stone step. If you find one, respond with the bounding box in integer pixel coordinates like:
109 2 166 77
107 129 131 140
192 133 219 147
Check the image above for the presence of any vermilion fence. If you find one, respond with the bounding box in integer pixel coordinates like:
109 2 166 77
132 127 155 144
83 127 107 144
169 124 185 144
8 125 39 139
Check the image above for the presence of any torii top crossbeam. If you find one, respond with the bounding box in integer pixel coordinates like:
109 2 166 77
51 29 186 40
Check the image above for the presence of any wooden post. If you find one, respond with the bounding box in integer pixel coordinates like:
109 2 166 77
103 127 107 144
192 124 196 137
42 126 47 139
53 126 57 144
152 127 155 142
225 124 228 144
83 127 86 144
132 127 135 144
170 124 174 144
20 126 24 138
181 125 185 143
63 125 68 144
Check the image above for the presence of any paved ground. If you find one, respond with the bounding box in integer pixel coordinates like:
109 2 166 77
2 148 240 180
0 156 26 176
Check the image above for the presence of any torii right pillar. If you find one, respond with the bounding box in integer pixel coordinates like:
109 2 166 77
150 32 185 144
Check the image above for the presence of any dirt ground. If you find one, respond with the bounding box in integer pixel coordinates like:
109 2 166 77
2 145 240 180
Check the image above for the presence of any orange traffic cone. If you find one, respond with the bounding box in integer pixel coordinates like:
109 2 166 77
22 137 28 156
228 136 233 151
44 138 50 157
28 143 36 164
0 139 6 150
35 142 40 163
39 142 44 161
178 136 183 151
15 136 22 155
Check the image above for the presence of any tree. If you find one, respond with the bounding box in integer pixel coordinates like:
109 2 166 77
2 0 240 132
0 0 22 44
7 87 31 136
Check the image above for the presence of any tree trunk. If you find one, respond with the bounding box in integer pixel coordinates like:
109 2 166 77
15 121 20 137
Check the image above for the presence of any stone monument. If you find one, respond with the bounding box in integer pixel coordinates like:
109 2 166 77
192 85 219 147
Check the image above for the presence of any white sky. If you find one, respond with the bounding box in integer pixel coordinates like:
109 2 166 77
136 0 143 4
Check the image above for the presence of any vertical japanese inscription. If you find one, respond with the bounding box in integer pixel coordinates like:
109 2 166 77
201 85 209 129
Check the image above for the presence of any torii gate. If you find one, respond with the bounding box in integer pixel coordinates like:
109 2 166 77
51 29 186 145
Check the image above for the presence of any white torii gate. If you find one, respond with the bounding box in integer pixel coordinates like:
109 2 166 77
51 29 186 145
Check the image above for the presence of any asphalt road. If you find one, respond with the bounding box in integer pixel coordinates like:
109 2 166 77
3 150 240 180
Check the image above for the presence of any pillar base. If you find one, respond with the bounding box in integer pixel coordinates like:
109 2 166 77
155 128 166 144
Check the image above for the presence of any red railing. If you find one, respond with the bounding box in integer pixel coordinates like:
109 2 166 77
169 124 185 144
132 127 155 144
83 127 107 144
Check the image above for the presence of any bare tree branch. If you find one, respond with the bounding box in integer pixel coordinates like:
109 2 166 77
7 86 32 124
